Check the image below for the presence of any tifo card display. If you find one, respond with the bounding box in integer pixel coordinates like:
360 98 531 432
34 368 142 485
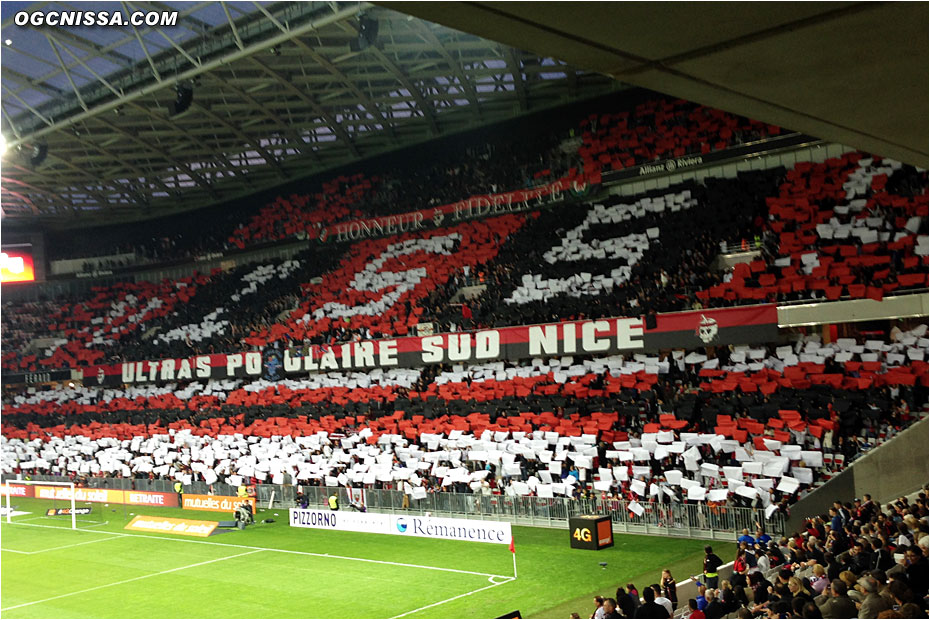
125 515 218 537
46 507 93 516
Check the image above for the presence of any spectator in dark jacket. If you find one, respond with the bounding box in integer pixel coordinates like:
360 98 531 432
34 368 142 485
814 580 858 619
615 587 635 619
634 587 670 619
702 589 725 619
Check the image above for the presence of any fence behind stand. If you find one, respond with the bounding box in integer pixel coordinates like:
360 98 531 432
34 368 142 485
20 475 786 540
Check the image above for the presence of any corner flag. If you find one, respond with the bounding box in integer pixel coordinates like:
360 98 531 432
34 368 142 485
509 537 515 553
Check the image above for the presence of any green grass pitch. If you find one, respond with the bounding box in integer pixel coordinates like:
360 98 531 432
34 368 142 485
1 497 731 618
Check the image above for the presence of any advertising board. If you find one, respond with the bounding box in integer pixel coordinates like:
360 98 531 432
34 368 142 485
125 515 218 537
288 509 512 545
182 494 256 513
30 486 177 507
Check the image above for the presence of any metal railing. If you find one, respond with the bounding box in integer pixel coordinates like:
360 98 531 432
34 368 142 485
12 474 785 540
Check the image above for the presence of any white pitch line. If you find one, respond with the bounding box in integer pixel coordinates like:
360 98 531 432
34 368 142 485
0 548 30 554
0 549 263 612
11 535 124 555
3 521 512 580
390 577 514 619
15 516 54 523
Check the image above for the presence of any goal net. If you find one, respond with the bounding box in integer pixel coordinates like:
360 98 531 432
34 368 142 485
2 479 106 529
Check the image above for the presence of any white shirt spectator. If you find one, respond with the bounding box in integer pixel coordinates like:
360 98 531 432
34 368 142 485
654 596 673 616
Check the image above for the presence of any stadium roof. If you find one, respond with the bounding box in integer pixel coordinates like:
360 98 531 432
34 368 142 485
0 1 618 222
394 2 928 169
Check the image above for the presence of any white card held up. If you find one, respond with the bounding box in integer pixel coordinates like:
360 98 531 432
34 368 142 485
776 476 800 493
736 486 758 499
687 486 707 501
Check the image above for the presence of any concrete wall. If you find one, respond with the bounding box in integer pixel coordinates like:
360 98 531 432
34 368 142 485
852 416 929 502
777 293 929 327
787 465 857 534
787 417 929 532
711 250 761 272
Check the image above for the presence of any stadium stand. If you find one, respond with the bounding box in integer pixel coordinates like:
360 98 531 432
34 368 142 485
577 98 783 175
697 154 929 305
7 150 925 374
3 327 926 516
38 96 790 268
580 488 927 618
2 93 927 549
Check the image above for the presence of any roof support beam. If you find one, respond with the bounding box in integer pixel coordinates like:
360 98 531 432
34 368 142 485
91 118 215 199
411 23 482 118
221 1 245 50
506 48 528 112
123 2 162 83
191 102 288 179
367 45 440 135
6 3 369 151
2 68 66 99
289 38 393 139
250 3 388 140
249 57 360 157
35 24 134 67
1 189 42 214
2 88 54 127
204 76 318 163
1 176 70 208
51 33 125 99
35 154 111 209
45 35 88 111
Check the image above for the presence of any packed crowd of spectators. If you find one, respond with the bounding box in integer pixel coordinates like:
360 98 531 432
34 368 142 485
3 327 925 514
698 155 928 307
688 492 927 619
577 98 783 176
3 147 926 382
37 93 792 271
577 490 928 618
1 300 62 364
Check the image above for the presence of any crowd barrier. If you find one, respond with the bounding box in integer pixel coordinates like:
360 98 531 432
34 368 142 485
10 475 786 540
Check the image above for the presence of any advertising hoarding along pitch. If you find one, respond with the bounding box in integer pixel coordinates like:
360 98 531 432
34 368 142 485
31 486 177 507
2 484 34 498
46 507 93 516
125 515 218 537
182 494 256 513
289 509 512 545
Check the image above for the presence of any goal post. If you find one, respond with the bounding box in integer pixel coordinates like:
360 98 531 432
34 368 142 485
3 479 77 530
